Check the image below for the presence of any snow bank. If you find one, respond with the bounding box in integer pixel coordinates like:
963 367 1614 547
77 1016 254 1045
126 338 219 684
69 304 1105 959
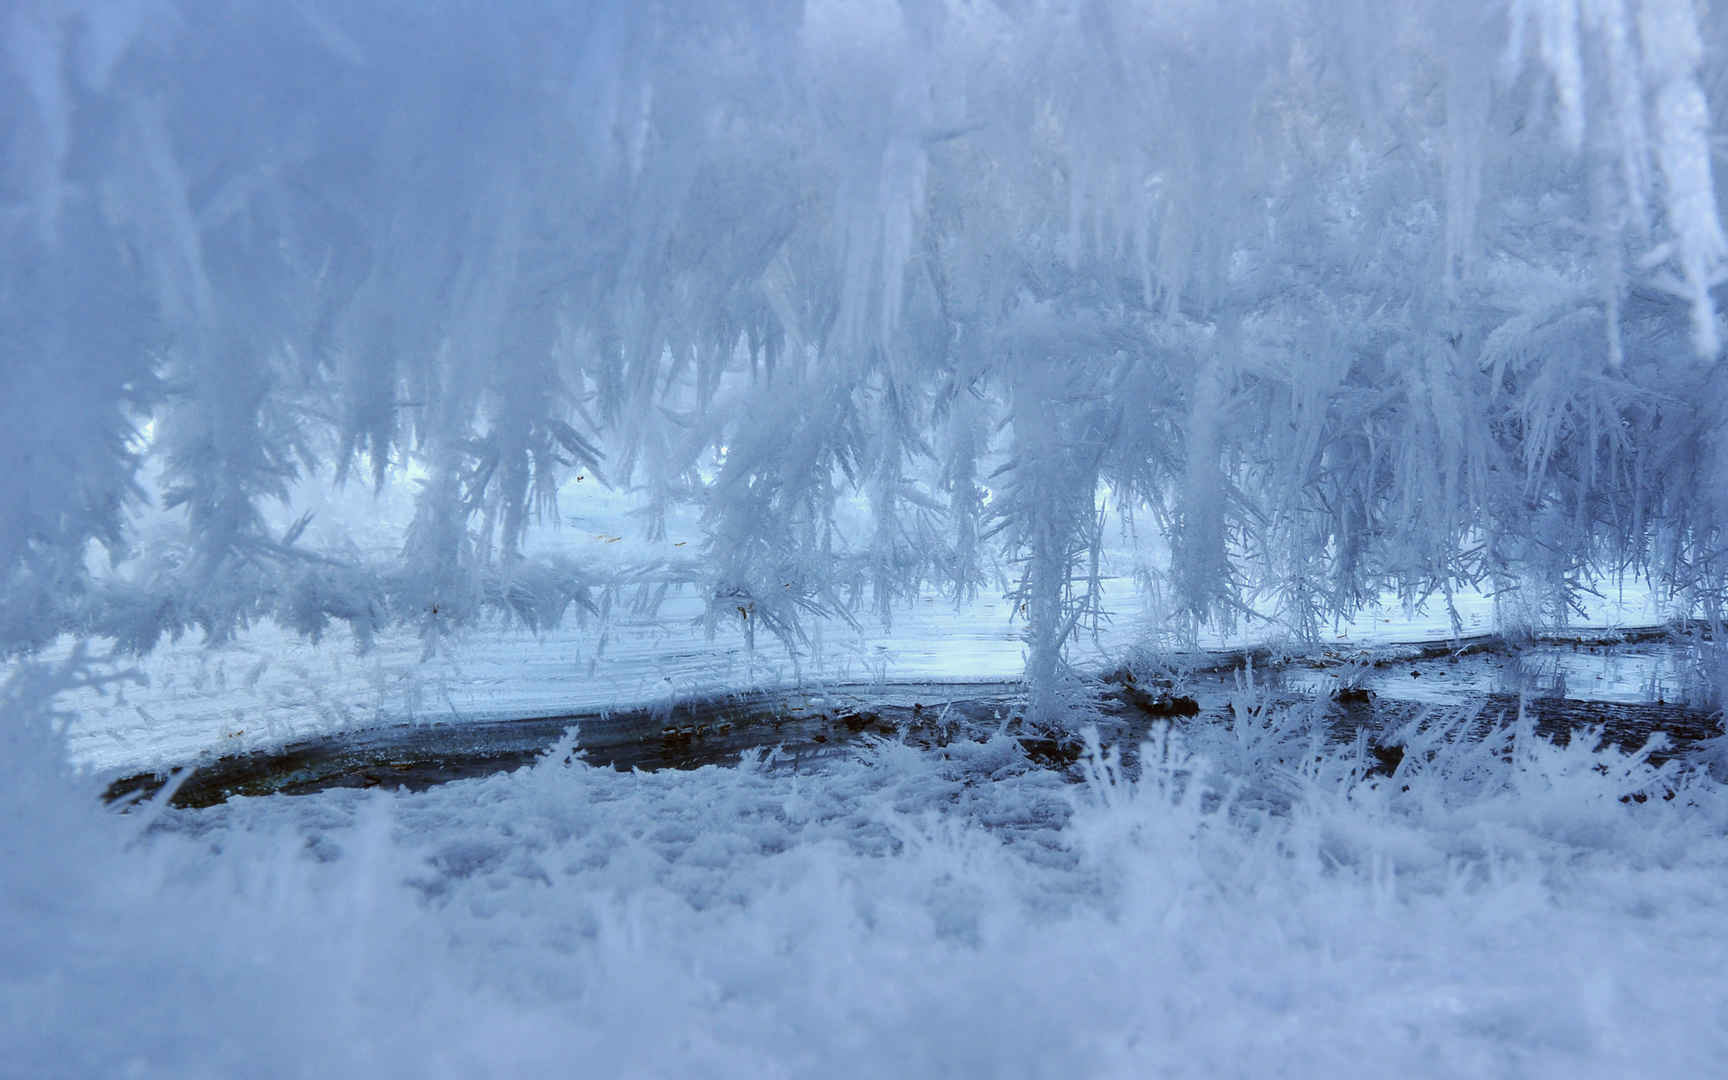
6 657 1724 1077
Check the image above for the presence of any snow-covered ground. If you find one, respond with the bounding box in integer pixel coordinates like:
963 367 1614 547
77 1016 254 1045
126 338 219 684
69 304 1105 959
5 486 1713 1078
7 569 1718 1077
9 487 1715 1077
8 662 1727 1077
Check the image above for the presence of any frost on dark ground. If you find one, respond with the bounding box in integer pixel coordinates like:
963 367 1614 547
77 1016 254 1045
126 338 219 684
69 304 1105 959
7 646 1728 1076
6 2 1728 1074
92 629 1725 809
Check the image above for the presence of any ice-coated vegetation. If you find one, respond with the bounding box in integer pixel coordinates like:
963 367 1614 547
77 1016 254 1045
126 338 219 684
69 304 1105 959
6 2 1728 1073
6 0 1728 694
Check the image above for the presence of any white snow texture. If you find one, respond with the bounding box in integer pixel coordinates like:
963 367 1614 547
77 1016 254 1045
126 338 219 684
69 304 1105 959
4 1 1728 1075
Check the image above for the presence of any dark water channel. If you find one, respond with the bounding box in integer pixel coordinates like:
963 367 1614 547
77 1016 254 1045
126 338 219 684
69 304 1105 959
105 633 1724 809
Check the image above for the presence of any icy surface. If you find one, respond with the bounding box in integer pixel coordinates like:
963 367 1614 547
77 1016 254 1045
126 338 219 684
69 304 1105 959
54 575 1676 774
1278 640 1714 707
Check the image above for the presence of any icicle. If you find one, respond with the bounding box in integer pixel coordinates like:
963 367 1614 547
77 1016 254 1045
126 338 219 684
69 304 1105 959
1443 46 1491 290
1639 0 1727 356
1581 0 1651 230
1542 0 1588 149
1592 161 1627 369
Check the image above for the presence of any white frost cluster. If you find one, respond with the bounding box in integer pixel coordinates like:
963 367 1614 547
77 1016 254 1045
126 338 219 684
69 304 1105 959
4 652 1726 1074
3 1 1727 707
